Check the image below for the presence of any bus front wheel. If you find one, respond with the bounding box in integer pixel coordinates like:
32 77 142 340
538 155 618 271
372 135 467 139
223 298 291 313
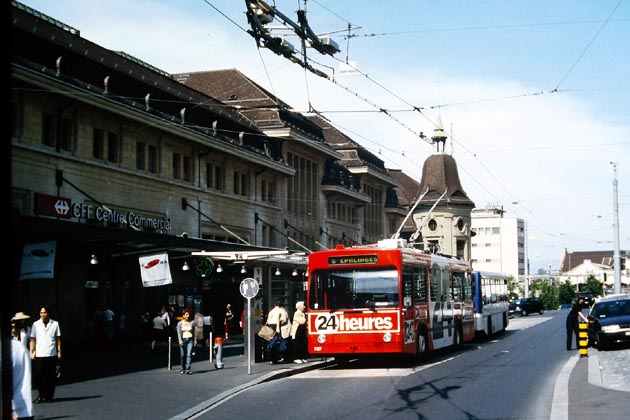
416 329 428 361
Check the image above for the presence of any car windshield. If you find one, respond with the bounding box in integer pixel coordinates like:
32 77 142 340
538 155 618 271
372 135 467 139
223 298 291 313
593 300 630 318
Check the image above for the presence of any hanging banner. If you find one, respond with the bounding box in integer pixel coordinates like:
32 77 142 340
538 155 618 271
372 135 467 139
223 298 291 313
20 240 57 280
139 253 172 287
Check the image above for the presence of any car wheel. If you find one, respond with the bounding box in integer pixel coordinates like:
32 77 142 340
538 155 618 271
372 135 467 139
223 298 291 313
522 309 528 316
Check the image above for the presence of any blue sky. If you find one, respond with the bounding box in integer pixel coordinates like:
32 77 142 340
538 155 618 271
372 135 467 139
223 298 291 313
18 0 629 273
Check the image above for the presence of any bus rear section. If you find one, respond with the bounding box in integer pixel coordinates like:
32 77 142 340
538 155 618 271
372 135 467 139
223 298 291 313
472 271 510 337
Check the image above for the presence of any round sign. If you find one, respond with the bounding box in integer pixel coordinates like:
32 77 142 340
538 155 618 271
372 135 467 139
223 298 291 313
239 277 259 299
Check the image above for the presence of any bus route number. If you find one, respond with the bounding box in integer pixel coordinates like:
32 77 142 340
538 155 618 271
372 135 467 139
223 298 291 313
316 314 339 331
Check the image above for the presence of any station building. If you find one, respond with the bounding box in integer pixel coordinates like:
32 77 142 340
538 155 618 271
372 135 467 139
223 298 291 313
9 1 415 345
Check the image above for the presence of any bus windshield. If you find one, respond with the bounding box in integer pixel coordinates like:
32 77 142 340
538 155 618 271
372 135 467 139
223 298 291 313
309 268 400 310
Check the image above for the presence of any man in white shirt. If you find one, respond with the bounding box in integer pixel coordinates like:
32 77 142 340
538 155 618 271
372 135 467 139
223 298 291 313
103 307 115 339
30 305 61 403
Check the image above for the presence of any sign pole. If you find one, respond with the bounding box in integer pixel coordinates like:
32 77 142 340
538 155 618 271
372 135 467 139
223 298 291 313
247 297 252 374
239 277 259 375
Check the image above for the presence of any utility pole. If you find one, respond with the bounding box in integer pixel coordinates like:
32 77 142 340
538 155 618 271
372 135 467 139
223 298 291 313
611 162 621 294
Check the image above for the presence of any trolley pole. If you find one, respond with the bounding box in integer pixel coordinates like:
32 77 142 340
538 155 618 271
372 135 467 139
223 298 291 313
611 162 621 294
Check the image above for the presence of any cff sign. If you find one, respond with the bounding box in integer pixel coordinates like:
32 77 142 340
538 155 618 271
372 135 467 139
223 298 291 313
35 193 72 218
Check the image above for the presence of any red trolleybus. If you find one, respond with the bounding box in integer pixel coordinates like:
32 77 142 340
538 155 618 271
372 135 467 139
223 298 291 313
306 239 475 360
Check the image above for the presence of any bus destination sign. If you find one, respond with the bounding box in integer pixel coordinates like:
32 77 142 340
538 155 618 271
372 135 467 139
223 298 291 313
328 255 378 265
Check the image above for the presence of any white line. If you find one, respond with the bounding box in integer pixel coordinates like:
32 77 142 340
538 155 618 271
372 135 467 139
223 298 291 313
549 354 579 420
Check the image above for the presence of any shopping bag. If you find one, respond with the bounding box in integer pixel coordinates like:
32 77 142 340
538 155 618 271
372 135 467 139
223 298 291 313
257 324 275 341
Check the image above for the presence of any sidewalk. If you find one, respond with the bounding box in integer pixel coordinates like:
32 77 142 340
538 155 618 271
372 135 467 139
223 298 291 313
30 335 329 420
29 336 628 420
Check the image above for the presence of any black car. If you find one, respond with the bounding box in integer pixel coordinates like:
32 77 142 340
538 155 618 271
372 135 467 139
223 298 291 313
587 294 630 349
576 291 594 308
508 297 544 317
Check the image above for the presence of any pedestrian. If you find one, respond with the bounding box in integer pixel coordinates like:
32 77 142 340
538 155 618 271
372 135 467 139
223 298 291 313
566 298 588 351
265 299 290 364
29 305 61 403
290 301 308 363
103 307 115 340
224 304 235 341
11 311 31 349
176 308 195 375
151 310 168 351
12 338 33 420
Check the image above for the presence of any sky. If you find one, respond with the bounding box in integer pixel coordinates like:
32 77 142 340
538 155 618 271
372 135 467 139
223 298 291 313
17 0 629 273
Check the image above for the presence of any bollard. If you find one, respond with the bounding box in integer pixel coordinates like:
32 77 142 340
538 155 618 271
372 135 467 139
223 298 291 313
168 336 172 370
214 336 224 369
578 322 588 357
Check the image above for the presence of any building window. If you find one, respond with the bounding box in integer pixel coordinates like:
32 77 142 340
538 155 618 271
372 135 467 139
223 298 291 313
363 183 383 239
428 219 438 231
107 133 119 163
183 156 192 182
261 179 275 203
136 142 146 170
233 171 248 196
42 113 56 147
206 162 223 190
59 117 73 151
287 152 317 215
93 128 104 159
12 102 20 138
147 145 158 173
172 153 181 179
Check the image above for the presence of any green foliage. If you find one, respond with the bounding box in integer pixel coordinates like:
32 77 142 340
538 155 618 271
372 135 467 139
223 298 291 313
529 279 559 310
506 276 520 299
558 280 575 304
581 275 604 297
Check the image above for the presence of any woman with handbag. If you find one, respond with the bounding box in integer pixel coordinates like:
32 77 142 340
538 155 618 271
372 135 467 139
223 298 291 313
264 299 290 364
176 309 195 375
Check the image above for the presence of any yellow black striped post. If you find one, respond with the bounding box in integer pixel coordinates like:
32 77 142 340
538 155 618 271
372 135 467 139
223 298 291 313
578 322 588 357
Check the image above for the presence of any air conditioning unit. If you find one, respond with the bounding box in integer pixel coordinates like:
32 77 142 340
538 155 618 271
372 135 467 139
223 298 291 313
317 35 340 54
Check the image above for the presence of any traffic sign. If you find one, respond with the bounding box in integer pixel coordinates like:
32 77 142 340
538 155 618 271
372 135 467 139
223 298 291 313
240 277 259 298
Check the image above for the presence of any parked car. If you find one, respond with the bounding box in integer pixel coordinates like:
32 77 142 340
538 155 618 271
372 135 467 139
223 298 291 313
508 297 544 317
558 303 572 311
576 291 594 308
587 294 630 349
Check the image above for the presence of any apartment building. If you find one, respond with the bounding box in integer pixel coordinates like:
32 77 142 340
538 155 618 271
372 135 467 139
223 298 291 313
470 204 525 281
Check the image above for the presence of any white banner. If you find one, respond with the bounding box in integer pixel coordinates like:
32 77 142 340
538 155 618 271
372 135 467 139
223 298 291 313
139 253 173 287
20 241 57 280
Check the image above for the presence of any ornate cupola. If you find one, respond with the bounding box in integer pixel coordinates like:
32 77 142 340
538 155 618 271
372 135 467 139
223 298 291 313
412 117 475 259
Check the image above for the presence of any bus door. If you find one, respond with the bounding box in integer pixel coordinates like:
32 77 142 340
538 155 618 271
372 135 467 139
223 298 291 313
430 263 446 344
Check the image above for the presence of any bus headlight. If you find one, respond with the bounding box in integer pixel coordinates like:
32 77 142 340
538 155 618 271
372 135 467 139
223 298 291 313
383 332 392 342
317 334 327 344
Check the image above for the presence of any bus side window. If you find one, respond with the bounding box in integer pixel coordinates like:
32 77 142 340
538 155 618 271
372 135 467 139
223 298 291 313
414 268 427 304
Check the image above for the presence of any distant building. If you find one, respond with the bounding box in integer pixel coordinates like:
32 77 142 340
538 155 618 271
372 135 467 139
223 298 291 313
560 249 629 294
470 204 525 282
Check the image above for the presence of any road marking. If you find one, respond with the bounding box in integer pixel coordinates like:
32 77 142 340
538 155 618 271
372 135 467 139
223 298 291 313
549 352 579 420
291 355 461 378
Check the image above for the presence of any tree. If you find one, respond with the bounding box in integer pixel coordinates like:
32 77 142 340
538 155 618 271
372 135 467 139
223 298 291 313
506 276 520 299
581 275 604 297
558 280 575 304
530 279 558 310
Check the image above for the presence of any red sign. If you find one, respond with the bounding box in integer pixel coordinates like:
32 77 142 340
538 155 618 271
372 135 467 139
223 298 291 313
35 193 72 219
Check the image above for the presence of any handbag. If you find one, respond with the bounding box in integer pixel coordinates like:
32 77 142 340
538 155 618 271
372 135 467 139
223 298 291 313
257 324 275 341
